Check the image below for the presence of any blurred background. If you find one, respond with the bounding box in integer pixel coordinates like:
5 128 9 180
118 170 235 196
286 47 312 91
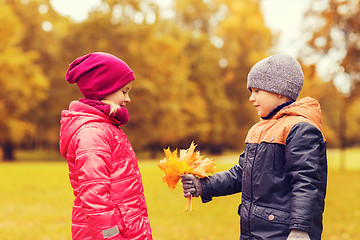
1 0 360 162
0 0 360 239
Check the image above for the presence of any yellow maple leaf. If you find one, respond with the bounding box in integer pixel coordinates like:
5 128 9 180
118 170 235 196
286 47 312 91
158 153 193 190
192 158 216 178
158 142 216 211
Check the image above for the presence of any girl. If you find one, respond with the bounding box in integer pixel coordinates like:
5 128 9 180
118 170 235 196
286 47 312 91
59 52 152 240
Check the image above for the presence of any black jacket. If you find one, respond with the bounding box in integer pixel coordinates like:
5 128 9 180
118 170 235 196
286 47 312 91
201 97 327 240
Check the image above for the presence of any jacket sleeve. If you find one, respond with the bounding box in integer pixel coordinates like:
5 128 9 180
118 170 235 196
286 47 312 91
285 122 325 233
74 126 126 240
201 152 244 203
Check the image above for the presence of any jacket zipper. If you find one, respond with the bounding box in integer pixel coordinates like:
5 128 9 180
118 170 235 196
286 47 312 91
247 122 266 236
247 143 257 235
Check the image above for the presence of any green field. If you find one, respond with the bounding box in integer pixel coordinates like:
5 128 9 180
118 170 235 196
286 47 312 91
0 149 359 239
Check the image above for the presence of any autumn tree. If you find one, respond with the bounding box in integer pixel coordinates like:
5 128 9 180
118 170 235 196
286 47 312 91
60 0 196 153
300 64 341 148
0 2 48 160
6 0 72 150
169 0 235 153
172 0 274 151
302 0 360 149
211 0 273 149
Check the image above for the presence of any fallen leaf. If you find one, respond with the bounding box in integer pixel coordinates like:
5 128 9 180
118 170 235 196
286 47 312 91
158 142 216 211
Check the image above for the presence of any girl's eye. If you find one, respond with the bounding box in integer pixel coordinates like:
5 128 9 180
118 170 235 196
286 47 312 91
122 91 127 95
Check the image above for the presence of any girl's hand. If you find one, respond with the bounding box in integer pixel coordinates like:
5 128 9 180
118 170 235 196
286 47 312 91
286 230 310 240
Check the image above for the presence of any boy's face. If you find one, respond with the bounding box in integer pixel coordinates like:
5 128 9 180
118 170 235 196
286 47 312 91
249 88 287 118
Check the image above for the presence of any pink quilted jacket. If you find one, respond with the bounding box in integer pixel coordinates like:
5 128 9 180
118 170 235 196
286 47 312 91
59 101 152 240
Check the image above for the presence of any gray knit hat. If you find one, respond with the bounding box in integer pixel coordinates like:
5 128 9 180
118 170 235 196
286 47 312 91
247 54 304 100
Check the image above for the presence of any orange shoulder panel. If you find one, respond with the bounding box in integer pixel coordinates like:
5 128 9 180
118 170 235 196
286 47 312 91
245 116 325 145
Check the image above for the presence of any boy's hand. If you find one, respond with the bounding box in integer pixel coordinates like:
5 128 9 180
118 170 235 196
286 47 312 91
286 230 310 240
180 174 202 198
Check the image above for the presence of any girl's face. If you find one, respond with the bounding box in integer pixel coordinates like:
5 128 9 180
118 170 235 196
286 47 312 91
249 88 288 118
104 81 133 107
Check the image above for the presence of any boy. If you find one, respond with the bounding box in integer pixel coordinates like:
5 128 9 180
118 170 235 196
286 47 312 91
181 54 327 240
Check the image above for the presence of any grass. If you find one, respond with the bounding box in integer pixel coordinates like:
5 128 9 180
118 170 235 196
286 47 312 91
0 149 359 239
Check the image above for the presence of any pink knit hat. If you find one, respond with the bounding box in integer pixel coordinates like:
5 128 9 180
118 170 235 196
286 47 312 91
66 52 135 100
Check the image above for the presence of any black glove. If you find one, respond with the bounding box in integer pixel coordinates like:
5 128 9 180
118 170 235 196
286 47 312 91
180 174 202 198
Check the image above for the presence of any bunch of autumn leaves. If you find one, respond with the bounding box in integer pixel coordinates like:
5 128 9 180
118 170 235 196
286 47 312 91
158 142 216 211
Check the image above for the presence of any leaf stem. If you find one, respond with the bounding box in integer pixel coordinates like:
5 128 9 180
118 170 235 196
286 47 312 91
190 194 193 211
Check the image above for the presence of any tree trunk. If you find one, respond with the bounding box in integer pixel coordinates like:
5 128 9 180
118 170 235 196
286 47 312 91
339 96 347 171
208 143 224 155
2 141 15 161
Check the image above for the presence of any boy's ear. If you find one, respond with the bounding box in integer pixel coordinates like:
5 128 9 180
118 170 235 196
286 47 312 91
279 95 293 102
278 95 292 102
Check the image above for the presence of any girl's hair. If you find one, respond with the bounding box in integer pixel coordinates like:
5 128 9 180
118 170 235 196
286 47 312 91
101 100 119 116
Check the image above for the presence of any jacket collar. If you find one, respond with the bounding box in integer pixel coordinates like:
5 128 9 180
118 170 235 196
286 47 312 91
269 97 323 131
261 101 294 120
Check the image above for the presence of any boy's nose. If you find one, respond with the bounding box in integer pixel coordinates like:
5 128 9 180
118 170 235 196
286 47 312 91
249 92 255 102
